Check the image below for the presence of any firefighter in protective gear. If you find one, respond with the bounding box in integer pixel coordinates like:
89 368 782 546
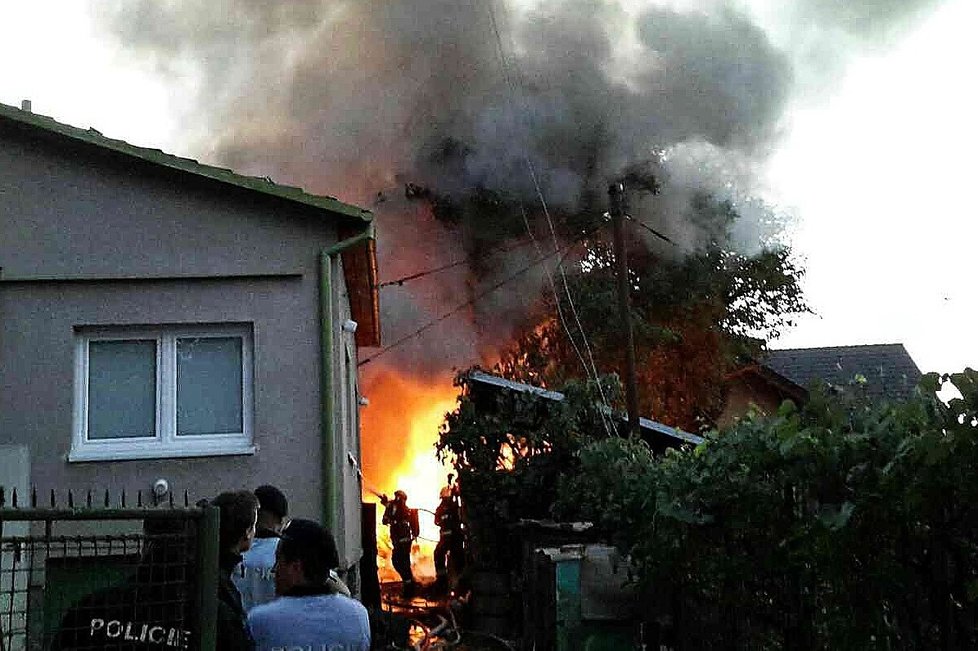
381 490 416 596
433 484 464 591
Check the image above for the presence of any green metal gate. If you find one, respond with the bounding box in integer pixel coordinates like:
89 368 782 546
0 488 219 651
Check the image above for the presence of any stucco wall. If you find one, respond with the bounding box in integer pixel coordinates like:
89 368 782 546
0 124 365 565
0 130 330 279
331 259 365 568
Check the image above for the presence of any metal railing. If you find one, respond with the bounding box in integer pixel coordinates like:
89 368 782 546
0 488 218 651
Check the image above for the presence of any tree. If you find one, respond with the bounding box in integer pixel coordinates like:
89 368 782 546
497 194 809 431
436 371 615 569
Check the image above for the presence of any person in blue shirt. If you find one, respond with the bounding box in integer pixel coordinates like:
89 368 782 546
247 519 370 651
235 486 351 613
234 485 289 611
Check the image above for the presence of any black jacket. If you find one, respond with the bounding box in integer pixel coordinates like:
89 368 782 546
50 572 191 650
216 551 254 651
382 502 413 544
434 498 461 536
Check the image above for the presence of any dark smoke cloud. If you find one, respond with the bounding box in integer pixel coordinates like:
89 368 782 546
91 0 933 373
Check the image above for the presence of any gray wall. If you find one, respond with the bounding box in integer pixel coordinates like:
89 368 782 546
331 259 365 567
0 126 365 565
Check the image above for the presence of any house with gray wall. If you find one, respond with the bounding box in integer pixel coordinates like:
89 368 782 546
0 101 379 583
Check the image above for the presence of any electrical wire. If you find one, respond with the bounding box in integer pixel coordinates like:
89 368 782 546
518 204 592 396
487 0 616 438
358 228 599 367
377 235 536 289
626 213 675 245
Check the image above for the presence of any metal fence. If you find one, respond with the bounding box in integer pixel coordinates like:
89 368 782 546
0 488 218 651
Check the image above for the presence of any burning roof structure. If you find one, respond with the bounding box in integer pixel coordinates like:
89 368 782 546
84 1 944 595
465 370 704 450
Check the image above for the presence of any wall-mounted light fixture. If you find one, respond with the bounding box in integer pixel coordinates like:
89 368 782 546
153 478 170 501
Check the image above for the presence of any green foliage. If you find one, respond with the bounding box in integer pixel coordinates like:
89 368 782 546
498 194 810 431
437 370 617 568
554 371 978 649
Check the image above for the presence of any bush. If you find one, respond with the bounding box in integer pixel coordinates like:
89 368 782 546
556 370 978 649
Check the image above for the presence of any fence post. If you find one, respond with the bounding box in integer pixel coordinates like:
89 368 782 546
195 505 220 651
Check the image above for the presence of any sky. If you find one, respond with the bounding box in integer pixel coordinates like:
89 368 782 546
1 0 975 376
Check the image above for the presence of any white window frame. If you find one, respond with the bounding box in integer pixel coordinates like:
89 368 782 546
70 324 256 462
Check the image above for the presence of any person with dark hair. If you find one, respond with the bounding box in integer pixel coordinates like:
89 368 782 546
247 519 370 651
211 490 259 651
234 485 288 611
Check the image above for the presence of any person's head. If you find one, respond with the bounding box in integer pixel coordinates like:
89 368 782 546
274 519 340 595
254 485 289 533
211 490 259 554
394 490 407 504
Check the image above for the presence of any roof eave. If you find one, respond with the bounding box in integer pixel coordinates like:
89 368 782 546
0 102 372 226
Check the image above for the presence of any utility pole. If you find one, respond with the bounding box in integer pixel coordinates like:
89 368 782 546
609 182 641 436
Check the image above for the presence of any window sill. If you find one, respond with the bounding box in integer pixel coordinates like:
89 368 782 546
67 443 257 463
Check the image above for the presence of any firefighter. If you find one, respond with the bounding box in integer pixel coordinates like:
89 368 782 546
381 490 416 597
433 483 464 592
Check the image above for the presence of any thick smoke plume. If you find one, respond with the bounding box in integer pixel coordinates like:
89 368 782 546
95 0 938 374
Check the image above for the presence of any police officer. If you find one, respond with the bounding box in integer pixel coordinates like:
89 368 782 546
381 490 415 597
234 485 288 611
50 519 194 650
247 519 370 651
211 490 259 651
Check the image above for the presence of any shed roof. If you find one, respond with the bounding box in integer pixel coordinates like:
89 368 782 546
466 370 704 448
763 343 922 402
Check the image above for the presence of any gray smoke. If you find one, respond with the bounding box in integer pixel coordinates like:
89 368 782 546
748 0 945 94
92 0 940 373
791 0 943 41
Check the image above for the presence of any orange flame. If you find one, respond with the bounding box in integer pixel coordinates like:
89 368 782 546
360 369 458 582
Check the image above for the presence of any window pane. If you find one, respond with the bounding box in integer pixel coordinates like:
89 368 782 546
88 340 157 440
176 337 243 436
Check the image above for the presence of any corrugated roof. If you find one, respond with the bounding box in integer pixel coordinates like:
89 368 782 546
467 370 567 401
0 101 372 224
764 343 922 402
466 370 704 446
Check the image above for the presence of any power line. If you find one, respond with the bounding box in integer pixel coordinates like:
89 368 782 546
358 226 602 368
376 235 535 289
625 214 675 245
487 0 616 438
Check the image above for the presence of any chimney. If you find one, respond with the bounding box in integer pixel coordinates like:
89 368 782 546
20 99 31 112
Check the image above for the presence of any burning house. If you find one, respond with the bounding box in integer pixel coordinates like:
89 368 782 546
84 0 848 605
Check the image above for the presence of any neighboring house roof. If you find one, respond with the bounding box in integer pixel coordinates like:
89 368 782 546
465 370 704 448
0 101 380 347
763 343 923 402
726 363 809 403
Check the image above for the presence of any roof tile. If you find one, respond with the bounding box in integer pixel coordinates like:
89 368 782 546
764 343 922 401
